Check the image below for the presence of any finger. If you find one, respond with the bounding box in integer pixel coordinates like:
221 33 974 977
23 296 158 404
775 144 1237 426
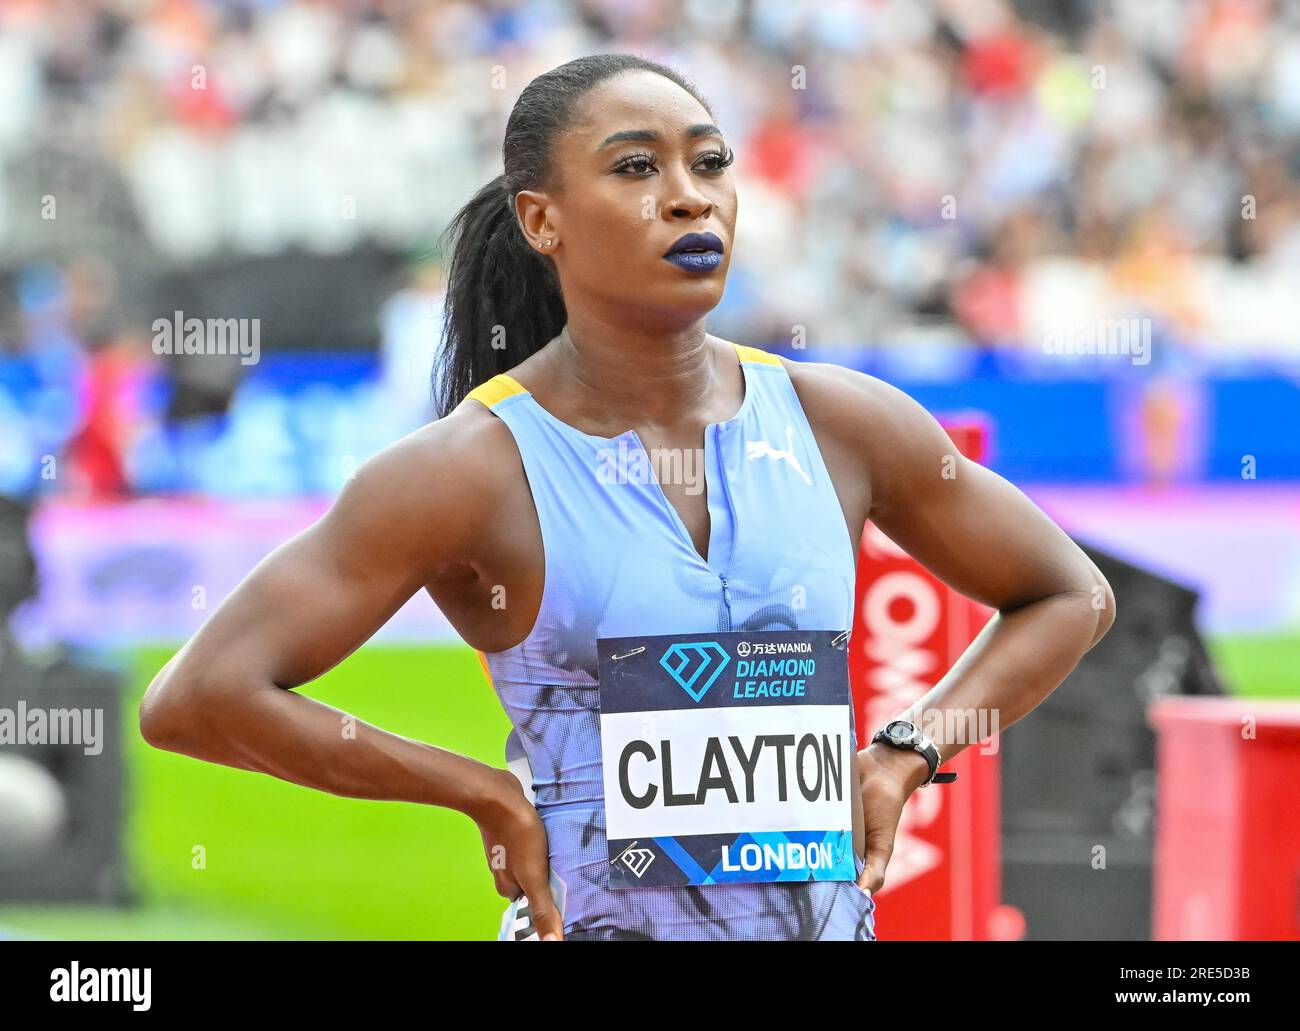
496 871 522 900
858 864 884 895
515 868 564 941
860 815 897 895
856 861 881 893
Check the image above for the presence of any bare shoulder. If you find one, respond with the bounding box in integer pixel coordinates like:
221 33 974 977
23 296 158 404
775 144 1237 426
776 354 952 465
318 396 523 578
349 398 518 500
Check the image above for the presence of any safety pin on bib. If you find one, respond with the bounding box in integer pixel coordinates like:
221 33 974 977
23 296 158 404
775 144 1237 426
611 646 646 661
830 629 850 648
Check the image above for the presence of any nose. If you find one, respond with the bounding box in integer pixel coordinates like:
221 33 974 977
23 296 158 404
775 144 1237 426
661 167 713 221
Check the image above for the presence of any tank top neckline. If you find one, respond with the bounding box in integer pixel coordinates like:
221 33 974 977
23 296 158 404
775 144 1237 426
495 340 758 445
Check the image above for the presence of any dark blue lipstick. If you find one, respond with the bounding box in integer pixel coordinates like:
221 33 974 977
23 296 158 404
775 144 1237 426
663 231 724 272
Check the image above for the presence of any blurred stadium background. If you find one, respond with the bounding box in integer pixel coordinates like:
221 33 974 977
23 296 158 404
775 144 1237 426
1 0 1298 940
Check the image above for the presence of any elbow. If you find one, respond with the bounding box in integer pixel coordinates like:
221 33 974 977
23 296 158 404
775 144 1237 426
1045 561 1116 652
139 657 269 759
1087 570 1117 647
138 658 204 753
138 673 184 752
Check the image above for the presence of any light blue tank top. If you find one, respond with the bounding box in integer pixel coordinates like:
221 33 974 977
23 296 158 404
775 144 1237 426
469 341 876 940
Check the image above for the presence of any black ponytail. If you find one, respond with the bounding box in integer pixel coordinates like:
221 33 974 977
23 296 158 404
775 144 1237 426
433 53 713 417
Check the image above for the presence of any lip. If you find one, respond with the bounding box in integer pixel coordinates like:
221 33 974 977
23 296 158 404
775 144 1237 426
663 231 725 273
663 231 725 257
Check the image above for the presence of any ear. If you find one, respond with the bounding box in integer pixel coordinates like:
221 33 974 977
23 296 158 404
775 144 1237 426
513 189 557 252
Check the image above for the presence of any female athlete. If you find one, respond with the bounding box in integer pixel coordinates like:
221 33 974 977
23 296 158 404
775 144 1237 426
140 54 1115 941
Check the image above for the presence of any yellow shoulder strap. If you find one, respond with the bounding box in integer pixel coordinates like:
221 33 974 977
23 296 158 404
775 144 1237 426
465 373 527 409
731 342 781 366
474 648 493 686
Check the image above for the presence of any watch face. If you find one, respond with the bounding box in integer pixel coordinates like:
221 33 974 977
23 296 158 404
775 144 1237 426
887 721 914 745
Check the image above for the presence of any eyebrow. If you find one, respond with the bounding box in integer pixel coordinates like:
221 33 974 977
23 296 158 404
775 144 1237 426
596 124 724 151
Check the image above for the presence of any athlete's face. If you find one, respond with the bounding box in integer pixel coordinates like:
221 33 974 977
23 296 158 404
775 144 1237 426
516 70 738 324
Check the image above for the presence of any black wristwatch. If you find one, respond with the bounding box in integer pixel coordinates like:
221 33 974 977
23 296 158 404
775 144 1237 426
871 719 957 787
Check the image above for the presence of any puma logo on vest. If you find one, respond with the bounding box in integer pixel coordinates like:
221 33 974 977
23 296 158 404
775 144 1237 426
746 424 812 485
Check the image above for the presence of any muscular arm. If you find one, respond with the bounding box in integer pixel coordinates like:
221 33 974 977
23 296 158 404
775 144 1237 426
790 360 1116 791
138 408 507 814
139 404 565 935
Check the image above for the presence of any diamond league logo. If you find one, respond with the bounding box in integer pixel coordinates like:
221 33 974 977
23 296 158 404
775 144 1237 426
658 641 730 702
616 840 656 879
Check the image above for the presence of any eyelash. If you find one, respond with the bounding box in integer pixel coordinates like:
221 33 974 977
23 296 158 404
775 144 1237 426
613 147 735 176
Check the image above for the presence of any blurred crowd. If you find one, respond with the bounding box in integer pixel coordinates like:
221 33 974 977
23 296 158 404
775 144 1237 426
1 0 1299 497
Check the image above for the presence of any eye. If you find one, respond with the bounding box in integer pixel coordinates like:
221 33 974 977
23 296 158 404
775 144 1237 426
696 147 735 173
613 151 658 175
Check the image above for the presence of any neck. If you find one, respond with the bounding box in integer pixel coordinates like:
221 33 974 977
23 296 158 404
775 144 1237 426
547 316 723 429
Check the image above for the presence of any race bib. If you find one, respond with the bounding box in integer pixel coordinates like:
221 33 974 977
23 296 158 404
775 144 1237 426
596 629 857 889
